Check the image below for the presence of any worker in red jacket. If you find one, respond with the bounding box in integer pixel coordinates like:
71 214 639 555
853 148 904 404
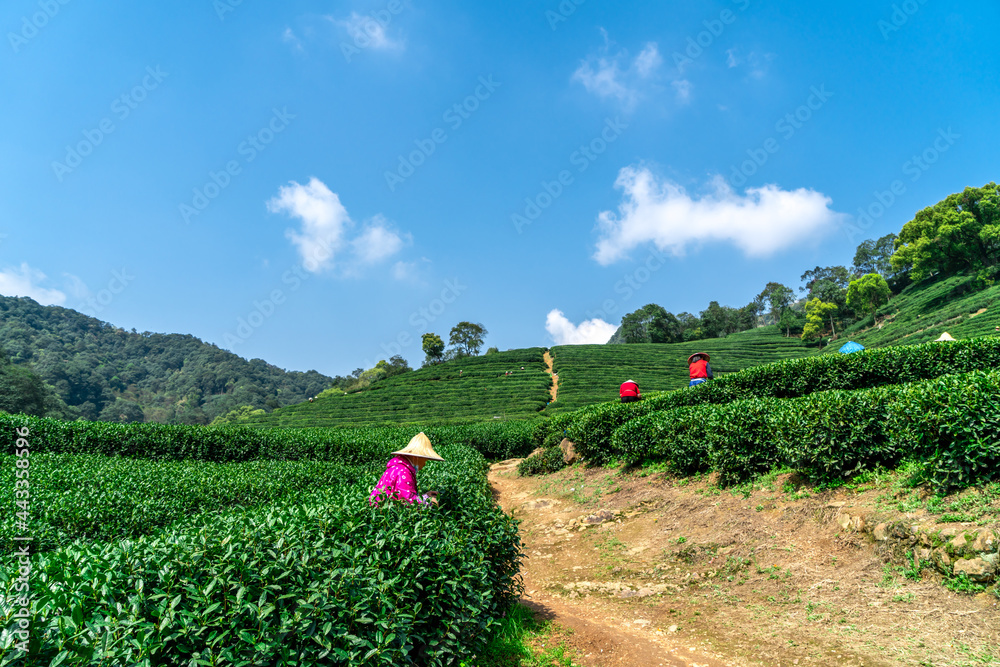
619 379 641 403
688 352 714 387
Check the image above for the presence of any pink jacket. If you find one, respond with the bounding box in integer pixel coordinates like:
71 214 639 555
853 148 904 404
370 456 429 505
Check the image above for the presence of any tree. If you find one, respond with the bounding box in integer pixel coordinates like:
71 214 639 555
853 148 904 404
756 282 795 335
0 362 48 417
485 346 499 355
852 234 898 278
209 404 267 425
421 333 445 364
891 183 1000 283
617 304 681 344
801 298 838 342
846 273 892 321
449 322 488 357
800 266 851 293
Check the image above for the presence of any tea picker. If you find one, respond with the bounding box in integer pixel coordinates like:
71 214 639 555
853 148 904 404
370 432 444 506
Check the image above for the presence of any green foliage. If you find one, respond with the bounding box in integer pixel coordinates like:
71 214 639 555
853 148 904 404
802 298 838 342
0 454 365 554
892 182 1000 283
551 326 812 412
0 295 333 423
0 358 49 417
566 339 1000 486
517 446 567 476
210 404 269 425
0 445 524 666
423 332 446 364
449 321 489 357
847 273 891 319
852 234 898 281
254 348 551 427
604 369 1000 493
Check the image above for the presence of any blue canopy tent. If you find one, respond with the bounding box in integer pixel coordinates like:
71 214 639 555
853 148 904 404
839 341 865 354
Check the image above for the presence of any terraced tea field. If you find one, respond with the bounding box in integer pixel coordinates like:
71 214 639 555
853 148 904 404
251 348 551 427
548 325 813 411
836 273 1000 350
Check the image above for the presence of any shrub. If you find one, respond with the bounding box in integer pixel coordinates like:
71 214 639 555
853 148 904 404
517 446 567 476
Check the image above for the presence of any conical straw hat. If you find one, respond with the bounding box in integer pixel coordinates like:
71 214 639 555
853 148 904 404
392 432 444 461
934 332 956 342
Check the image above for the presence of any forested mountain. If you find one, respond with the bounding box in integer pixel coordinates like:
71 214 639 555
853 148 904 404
0 296 333 424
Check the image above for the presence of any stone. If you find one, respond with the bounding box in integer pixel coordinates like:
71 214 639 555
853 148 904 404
559 438 578 465
971 530 997 554
584 510 615 524
949 533 969 553
874 523 890 541
932 547 953 571
836 513 852 530
953 557 995 583
827 501 846 508
668 625 679 633
529 447 546 459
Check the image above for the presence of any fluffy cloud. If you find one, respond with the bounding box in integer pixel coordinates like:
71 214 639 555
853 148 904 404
0 263 67 305
352 216 408 264
545 309 618 345
572 35 663 111
267 178 407 273
593 168 848 265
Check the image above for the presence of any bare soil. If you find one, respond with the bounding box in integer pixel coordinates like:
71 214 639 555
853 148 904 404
490 460 1000 667
544 351 558 403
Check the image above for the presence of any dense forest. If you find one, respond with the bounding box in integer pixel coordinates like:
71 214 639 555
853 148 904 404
610 182 999 345
0 296 333 424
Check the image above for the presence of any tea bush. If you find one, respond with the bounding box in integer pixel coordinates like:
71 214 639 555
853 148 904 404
517 446 567 476
0 454 369 554
0 445 524 666
608 370 1000 492
0 415 536 463
564 337 1000 461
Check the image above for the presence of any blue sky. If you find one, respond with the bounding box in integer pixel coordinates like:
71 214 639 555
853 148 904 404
2 0 997 377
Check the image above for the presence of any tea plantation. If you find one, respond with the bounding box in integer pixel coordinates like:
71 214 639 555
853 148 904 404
548 325 813 412
250 348 551 428
0 417 534 665
836 273 1000 349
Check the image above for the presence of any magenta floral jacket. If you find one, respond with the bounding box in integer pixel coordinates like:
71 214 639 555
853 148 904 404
370 456 429 505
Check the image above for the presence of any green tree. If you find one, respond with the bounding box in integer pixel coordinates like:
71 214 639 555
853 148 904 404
891 183 1000 283
801 298 838 342
209 404 268 425
756 282 795 335
0 362 48 416
421 333 445 364
846 273 892 321
449 322 488 357
852 234 898 278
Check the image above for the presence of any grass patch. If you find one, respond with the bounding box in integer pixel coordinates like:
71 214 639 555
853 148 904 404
470 604 584 667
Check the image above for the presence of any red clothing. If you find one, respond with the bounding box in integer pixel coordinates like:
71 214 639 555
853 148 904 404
619 381 640 398
689 359 709 379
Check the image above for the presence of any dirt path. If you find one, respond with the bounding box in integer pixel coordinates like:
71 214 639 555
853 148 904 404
544 351 558 403
490 459 1000 667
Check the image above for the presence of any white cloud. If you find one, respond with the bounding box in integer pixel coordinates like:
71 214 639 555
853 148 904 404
572 34 664 111
267 178 409 274
268 178 351 273
593 168 848 265
726 49 740 68
0 263 67 305
672 79 692 103
352 217 408 264
546 309 618 345
634 42 662 77
725 48 773 79
333 12 402 50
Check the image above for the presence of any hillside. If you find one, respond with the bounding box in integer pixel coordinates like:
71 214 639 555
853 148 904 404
549 325 813 412
834 272 1000 350
249 348 552 427
0 295 333 424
